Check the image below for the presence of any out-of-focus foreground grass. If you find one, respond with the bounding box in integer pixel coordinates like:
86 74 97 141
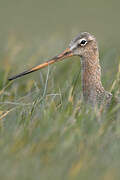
0 35 120 180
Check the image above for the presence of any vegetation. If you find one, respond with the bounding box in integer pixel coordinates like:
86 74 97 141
0 36 120 180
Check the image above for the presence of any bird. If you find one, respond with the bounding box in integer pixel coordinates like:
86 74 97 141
8 32 112 105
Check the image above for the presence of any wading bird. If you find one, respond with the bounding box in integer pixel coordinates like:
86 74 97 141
8 32 112 105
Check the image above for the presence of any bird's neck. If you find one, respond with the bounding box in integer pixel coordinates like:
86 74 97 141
81 52 105 104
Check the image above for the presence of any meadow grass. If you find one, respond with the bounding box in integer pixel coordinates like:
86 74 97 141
0 37 120 180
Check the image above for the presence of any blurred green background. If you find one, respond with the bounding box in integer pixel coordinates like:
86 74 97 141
0 0 120 46
0 0 120 180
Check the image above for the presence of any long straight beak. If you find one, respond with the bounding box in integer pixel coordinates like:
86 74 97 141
8 48 73 81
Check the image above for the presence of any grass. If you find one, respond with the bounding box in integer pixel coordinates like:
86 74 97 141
0 36 120 180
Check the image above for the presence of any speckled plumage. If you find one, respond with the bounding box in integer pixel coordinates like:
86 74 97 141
69 32 112 105
8 32 112 105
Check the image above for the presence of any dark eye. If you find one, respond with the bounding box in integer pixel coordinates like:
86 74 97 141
80 40 87 46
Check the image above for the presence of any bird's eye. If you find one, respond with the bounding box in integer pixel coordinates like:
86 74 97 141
80 39 87 46
78 39 87 47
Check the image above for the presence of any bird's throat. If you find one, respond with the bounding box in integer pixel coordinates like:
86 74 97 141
81 55 104 104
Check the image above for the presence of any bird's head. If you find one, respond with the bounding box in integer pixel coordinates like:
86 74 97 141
8 32 98 81
69 32 98 58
